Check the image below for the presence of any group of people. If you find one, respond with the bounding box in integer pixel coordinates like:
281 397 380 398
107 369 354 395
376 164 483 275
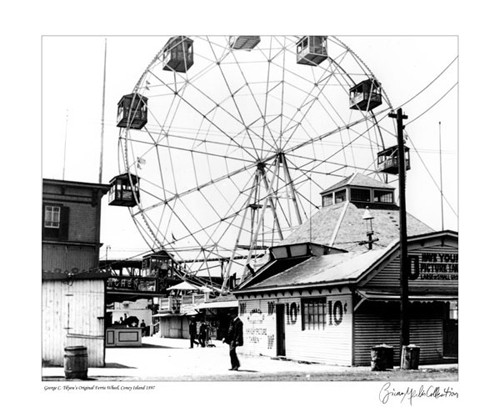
189 313 244 371
189 318 210 348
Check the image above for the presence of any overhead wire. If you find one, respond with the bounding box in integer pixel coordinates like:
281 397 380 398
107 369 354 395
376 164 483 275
406 82 458 126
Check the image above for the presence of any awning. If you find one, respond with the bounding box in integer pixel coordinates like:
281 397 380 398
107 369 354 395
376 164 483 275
355 290 457 311
167 281 199 291
197 300 238 309
152 312 197 318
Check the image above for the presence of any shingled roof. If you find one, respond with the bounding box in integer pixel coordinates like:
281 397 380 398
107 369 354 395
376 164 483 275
320 172 395 195
280 202 433 252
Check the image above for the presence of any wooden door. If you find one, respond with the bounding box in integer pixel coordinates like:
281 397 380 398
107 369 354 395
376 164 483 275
276 304 286 356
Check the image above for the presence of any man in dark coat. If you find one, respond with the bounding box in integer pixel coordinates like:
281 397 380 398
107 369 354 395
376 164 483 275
198 322 207 347
189 317 199 348
224 313 244 370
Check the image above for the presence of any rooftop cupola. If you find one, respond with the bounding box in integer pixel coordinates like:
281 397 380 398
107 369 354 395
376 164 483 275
320 173 395 208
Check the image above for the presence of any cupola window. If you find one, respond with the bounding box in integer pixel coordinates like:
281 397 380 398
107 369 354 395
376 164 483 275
350 188 371 203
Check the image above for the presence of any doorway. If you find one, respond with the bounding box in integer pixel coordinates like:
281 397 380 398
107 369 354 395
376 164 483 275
276 304 286 356
443 302 458 358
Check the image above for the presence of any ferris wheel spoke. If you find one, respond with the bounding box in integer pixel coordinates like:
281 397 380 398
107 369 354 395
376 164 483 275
289 138 380 180
259 39 276 156
280 70 337 151
209 53 262 160
230 55 280 155
137 159 258 215
285 106 387 158
123 135 251 164
148 68 258 161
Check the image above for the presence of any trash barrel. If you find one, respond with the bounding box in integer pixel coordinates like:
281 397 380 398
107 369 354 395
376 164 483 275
64 346 88 379
371 344 394 371
401 344 420 370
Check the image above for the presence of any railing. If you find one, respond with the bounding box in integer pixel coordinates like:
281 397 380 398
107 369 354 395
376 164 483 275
159 297 182 312
157 293 209 315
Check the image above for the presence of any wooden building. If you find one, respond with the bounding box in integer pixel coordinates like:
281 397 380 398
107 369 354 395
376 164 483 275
234 231 458 366
232 174 457 366
42 179 110 367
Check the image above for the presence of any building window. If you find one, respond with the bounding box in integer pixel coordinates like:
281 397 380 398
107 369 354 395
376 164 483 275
42 204 69 240
374 189 393 203
335 189 346 204
301 297 326 330
44 206 61 228
322 193 333 207
350 187 371 202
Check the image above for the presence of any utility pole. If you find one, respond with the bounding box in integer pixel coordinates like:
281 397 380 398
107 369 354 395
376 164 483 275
439 121 444 231
389 108 410 351
99 38 108 184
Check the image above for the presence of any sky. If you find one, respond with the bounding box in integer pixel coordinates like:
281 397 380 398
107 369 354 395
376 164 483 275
42 35 458 262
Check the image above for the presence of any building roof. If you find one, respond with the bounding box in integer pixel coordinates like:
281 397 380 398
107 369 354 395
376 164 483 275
320 173 394 195
43 178 111 192
235 230 458 294
280 201 433 252
236 248 389 292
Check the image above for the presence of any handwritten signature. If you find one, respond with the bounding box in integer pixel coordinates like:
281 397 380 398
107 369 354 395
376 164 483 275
379 382 458 405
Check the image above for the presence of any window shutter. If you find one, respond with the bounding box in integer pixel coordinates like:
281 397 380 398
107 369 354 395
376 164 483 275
59 206 70 240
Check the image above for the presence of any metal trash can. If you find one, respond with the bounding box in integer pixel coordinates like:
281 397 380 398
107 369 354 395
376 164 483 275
371 344 394 371
64 346 88 379
401 344 420 370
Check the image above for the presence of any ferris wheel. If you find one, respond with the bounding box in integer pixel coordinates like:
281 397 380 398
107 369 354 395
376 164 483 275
113 36 396 286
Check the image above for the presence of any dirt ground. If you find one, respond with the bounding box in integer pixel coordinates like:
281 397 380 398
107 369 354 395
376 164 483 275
42 337 457 382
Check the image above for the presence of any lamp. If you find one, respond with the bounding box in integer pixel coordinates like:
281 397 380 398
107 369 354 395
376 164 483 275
361 206 378 250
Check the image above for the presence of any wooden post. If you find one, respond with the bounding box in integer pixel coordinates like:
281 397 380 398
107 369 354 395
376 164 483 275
389 108 410 351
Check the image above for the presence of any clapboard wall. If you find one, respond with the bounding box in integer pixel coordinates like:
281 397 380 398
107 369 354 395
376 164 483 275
238 288 353 366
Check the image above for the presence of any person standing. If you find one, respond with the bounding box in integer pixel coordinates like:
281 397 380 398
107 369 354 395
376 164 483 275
189 317 199 348
198 321 207 348
224 313 243 370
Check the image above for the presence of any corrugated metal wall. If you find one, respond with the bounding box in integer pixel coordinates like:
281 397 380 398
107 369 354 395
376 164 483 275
353 301 445 366
239 289 353 366
42 279 105 367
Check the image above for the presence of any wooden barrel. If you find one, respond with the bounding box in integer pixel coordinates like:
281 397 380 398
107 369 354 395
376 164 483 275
370 344 394 371
401 344 420 370
64 346 88 379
